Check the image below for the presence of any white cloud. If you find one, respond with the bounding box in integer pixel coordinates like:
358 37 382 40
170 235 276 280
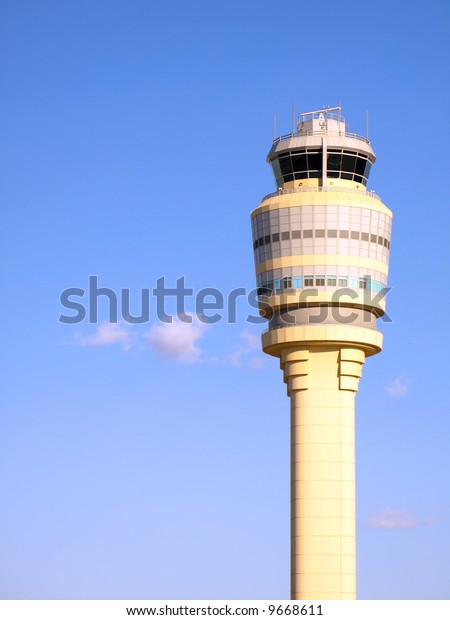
368 508 437 529
71 320 267 368
74 322 133 351
385 374 411 397
225 329 266 369
146 314 208 363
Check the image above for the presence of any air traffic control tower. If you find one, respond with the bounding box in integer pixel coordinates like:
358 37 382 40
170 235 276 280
251 106 392 599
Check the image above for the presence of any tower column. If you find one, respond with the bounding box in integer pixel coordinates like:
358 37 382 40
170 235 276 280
251 105 392 599
283 346 365 600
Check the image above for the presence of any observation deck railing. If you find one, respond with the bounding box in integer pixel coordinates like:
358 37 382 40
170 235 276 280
272 130 370 146
261 186 380 203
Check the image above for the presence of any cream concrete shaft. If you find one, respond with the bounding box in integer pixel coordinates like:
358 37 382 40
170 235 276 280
283 345 365 600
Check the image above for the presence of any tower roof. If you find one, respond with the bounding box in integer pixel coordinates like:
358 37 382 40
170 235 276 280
268 106 375 163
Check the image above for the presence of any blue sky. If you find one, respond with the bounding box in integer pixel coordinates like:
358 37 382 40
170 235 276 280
1 0 449 600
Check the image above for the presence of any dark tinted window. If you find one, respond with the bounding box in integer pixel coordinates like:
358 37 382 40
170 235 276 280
354 157 366 176
328 153 342 171
271 159 283 186
279 156 292 175
269 147 377 186
307 152 322 171
291 154 307 172
342 155 356 173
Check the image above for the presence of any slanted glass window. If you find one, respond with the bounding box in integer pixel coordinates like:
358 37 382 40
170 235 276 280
304 275 314 286
307 151 322 171
354 157 367 177
291 153 307 172
271 159 283 187
272 148 337 183
327 152 341 178
279 156 292 176
342 155 356 174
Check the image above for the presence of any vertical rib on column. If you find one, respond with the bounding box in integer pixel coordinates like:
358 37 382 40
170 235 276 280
283 346 365 600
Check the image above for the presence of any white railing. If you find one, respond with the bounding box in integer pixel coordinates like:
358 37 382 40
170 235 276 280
261 186 380 202
272 129 369 145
